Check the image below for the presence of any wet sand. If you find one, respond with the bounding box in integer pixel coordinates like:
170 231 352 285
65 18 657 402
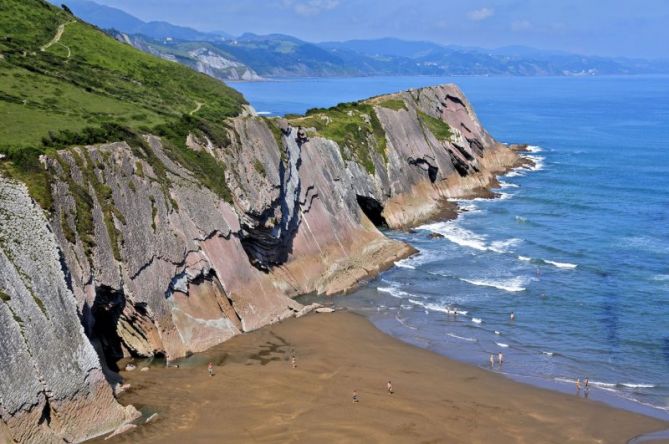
100 311 667 443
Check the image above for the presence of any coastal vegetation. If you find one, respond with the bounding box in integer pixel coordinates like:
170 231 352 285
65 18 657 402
0 0 245 209
377 98 408 111
287 101 388 174
418 111 453 142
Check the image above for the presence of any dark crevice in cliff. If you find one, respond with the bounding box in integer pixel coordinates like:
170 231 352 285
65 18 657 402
356 195 388 228
446 94 467 109
38 396 51 427
407 157 439 183
207 270 243 329
452 143 475 161
467 138 485 156
448 151 472 177
84 285 127 383
240 140 301 272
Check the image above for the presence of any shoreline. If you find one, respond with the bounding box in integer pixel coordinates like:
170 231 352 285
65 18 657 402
96 310 667 443
330 145 669 424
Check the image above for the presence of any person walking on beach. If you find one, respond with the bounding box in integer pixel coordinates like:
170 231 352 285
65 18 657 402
489 353 495 367
576 378 582 393
208 362 214 377
387 380 394 395
498 352 504 366
352 390 359 403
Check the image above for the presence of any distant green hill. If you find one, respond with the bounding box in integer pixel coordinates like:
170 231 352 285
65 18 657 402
0 0 247 207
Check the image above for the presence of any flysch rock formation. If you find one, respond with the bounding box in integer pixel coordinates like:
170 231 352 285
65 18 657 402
0 177 137 443
0 84 522 442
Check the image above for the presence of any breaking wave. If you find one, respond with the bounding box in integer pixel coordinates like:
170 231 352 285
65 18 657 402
460 276 528 292
419 222 521 254
407 299 468 315
447 333 477 342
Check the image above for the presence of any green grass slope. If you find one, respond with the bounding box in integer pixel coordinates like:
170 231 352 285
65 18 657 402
0 0 247 207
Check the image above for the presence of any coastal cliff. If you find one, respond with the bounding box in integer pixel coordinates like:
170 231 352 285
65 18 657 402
0 83 521 442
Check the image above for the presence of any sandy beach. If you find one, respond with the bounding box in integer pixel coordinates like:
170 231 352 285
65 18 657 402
99 311 668 444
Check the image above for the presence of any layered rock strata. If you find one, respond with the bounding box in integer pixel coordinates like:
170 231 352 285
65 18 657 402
0 84 521 442
0 177 137 443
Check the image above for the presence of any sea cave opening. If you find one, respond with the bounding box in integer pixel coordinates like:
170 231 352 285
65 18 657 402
87 285 126 380
356 195 388 228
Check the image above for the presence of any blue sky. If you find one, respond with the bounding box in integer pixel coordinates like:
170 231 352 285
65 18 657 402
89 0 668 58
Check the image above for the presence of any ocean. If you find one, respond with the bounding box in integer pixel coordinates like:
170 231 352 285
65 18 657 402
231 75 669 419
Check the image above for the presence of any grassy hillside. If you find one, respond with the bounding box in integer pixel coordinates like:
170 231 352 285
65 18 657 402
0 0 246 207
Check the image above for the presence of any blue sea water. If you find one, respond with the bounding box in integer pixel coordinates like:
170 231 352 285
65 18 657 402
231 76 669 418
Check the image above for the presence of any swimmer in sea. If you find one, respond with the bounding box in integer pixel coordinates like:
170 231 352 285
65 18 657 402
576 378 582 393
498 352 504 365
490 353 495 367
510 312 516 321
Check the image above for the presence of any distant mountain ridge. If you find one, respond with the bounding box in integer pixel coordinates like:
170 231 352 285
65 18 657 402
59 0 669 80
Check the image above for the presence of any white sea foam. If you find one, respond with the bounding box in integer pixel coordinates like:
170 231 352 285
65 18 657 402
498 192 513 200
505 170 526 178
526 145 543 153
460 276 528 293
407 299 468 315
515 216 528 223
472 317 483 324
377 286 415 299
653 274 669 281
525 155 545 171
495 342 509 348
419 222 488 251
494 330 501 335
447 333 477 342
620 383 655 389
419 222 521 254
394 259 416 270
590 381 617 388
518 255 532 262
489 238 522 253
555 377 576 384
542 351 554 356
498 181 519 189
544 260 577 269
458 203 480 213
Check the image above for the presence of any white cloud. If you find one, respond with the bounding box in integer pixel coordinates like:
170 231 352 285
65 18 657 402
283 0 340 17
511 19 532 31
467 7 494 21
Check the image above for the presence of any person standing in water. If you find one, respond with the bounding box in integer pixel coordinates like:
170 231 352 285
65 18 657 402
498 352 504 365
576 378 582 393
489 354 495 367
510 312 516 321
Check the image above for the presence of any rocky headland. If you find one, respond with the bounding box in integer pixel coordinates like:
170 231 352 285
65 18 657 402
1 83 522 442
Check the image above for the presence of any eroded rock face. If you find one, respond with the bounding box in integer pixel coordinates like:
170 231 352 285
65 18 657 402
42 84 518 367
0 176 134 443
0 84 521 442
